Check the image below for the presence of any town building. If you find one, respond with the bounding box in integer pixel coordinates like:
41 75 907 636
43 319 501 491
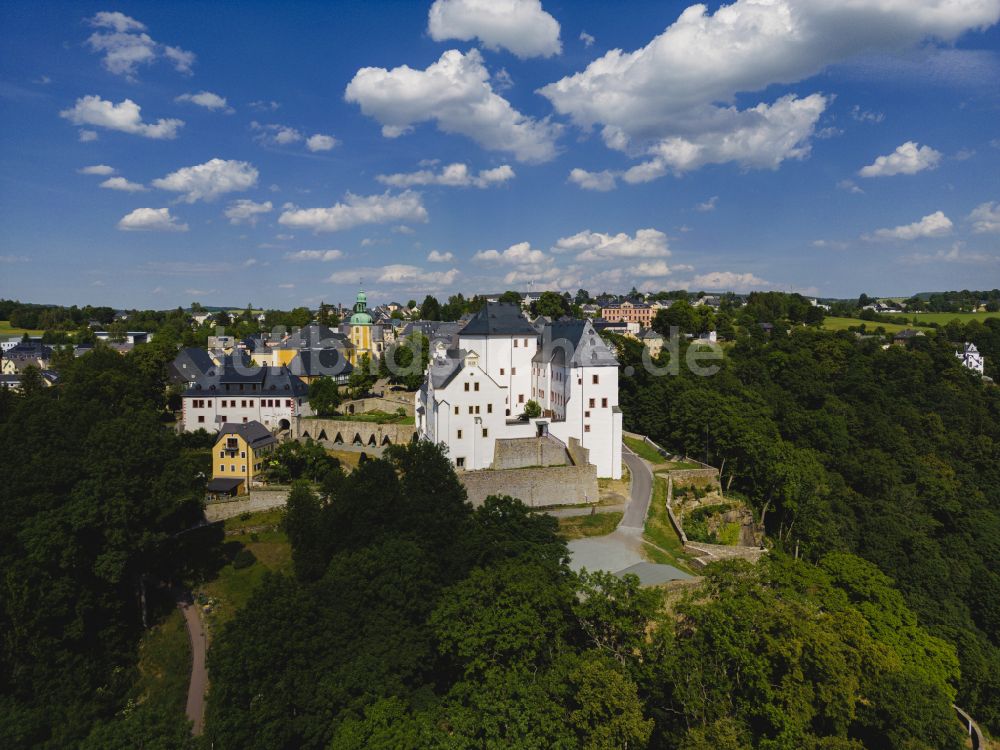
416 303 622 478
181 356 312 432
957 342 985 374
205 421 277 498
340 290 385 363
601 300 655 327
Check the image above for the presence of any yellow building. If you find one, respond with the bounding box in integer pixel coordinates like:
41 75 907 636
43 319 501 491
206 421 277 497
343 289 384 364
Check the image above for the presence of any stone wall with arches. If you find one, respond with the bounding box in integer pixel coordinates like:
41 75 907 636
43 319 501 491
293 416 418 450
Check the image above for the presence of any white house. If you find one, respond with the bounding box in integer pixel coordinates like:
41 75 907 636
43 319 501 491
181 356 312 432
416 303 622 478
957 342 985 374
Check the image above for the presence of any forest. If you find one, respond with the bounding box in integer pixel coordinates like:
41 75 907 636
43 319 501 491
1 307 997 748
614 322 1000 734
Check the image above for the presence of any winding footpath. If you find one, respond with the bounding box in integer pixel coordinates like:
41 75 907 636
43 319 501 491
619 443 653 530
175 590 208 736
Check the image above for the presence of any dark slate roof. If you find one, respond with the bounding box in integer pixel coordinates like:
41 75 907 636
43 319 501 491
170 347 216 382
281 323 349 350
460 302 537 336
533 319 619 368
5 342 53 358
428 348 467 390
206 477 245 492
288 349 354 378
184 360 309 398
215 420 277 449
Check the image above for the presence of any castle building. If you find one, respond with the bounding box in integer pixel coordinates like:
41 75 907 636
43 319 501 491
181 356 312 432
416 303 623 478
957 342 985 374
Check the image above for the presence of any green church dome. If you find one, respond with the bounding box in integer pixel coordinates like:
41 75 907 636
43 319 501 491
349 289 372 325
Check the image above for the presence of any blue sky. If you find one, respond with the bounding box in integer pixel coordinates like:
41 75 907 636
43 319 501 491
1 0 998 309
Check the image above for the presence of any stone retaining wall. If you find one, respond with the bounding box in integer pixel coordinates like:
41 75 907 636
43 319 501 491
296 416 417 448
492 436 569 470
204 489 290 521
459 464 598 508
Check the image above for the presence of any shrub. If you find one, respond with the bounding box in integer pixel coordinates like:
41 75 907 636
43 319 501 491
232 548 257 570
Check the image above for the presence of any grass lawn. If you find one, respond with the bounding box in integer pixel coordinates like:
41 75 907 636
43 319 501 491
822 317 930 334
598 462 631 505
624 436 667 463
197 510 291 635
657 460 703 472
557 511 624 540
0 320 44 339
133 608 191 718
642 476 695 573
327 449 364 471
908 311 1000 325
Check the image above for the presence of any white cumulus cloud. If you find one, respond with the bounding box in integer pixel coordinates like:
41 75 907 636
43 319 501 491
473 241 548 266
427 250 455 262
630 261 674 277
86 11 195 79
858 141 942 177
305 133 338 152
79 130 99 142
117 207 188 232
968 201 1000 234
285 250 344 261
428 0 561 58
866 210 953 241
152 159 258 203
378 162 514 188
539 0 1000 179
553 228 670 261
568 168 617 191
279 191 428 233
175 91 233 113
100 176 147 192
345 48 560 163
225 199 273 225
78 164 115 175
328 264 460 288
688 271 770 291
60 96 183 139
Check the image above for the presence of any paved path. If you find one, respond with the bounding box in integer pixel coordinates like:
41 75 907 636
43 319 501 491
567 442 664 577
175 590 208 736
619 444 653 530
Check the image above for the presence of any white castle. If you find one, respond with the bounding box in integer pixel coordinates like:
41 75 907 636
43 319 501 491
957 342 985 374
416 303 623 478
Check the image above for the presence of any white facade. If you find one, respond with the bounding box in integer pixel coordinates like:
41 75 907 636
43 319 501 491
182 393 310 432
459 331 537 417
181 363 312 432
417 305 623 478
958 343 985 374
419 350 511 471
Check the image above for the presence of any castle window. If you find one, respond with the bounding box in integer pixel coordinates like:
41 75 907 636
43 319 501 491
454 406 459 415
592 374 599 384
219 465 224 472
474 382 480 391
589 398 595 408
500 368 505 375
482 429 488 438
602 398 608 407
464 383 470 391
487 404 493 413
456 457 465 468
457 429 463 439
584 425 591 433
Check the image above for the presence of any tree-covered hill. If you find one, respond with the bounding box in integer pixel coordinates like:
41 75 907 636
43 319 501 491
616 325 1000 732
203 443 966 749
